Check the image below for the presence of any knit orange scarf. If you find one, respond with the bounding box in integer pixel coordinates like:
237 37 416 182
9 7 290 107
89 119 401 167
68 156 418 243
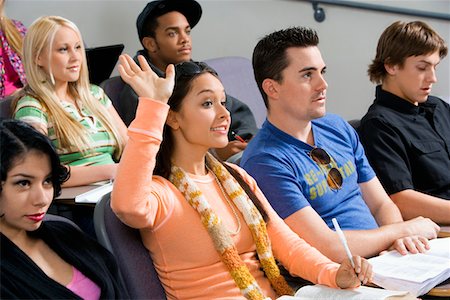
169 153 293 300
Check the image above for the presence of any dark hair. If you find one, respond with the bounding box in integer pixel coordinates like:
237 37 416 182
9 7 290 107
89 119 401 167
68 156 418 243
154 61 269 221
252 27 319 108
368 21 448 84
142 15 159 38
154 61 217 179
0 119 69 198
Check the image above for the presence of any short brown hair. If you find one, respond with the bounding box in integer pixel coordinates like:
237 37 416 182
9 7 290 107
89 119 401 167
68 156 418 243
368 21 448 84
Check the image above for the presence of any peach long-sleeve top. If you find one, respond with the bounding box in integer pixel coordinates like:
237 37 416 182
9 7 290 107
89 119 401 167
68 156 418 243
112 98 340 299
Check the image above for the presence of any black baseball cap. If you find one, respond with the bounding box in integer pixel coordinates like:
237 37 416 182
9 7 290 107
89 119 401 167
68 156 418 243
136 0 202 42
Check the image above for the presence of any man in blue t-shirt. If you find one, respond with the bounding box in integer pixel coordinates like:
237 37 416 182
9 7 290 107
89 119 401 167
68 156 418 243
241 27 439 263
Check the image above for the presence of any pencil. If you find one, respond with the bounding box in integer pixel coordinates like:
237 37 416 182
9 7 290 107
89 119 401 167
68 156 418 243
332 218 355 268
231 131 246 143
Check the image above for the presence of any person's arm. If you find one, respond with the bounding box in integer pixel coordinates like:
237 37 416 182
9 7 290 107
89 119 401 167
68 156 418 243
111 54 175 229
359 177 403 225
391 189 450 225
242 150 401 262
214 140 247 161
62 164 117 187
111 98 168 228
285 201 437 262
232 165 371 288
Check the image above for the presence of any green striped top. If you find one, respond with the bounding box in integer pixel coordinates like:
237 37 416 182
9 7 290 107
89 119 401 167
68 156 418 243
14 85 117 166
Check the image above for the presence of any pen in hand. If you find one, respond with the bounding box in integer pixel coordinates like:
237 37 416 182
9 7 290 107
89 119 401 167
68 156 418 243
332 217 355 268
231 131 246 143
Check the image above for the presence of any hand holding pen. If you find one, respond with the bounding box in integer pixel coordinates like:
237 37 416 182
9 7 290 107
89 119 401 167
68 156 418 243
333 218 373 288
231 131 246 143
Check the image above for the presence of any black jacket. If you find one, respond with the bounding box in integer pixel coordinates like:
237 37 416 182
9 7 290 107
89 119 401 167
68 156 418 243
117 50 258 141
0 221 128 299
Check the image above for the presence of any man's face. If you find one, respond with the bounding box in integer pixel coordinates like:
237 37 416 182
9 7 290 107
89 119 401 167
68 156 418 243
145 11 192 70
384 51 440 105
269 46 328 125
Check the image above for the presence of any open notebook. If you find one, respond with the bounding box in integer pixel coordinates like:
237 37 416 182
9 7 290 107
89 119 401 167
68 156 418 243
85 44 124 85
369 237 450 297
277 285 413 300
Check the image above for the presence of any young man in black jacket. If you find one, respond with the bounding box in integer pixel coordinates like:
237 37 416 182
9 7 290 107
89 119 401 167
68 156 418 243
118 0 258 160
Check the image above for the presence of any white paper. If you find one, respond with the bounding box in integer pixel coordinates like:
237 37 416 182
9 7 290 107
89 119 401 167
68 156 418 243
277 285 410 300
368 237 450 296
74 182 113 203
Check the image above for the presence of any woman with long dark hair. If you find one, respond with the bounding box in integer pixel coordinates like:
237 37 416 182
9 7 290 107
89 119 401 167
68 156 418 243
0 119 127 299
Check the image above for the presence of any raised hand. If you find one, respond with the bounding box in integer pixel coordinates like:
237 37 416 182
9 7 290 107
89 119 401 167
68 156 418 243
335 255 373 288
118 54 175 103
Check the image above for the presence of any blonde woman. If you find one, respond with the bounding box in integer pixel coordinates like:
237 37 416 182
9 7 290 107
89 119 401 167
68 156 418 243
13 16 127 187
0 0 27 97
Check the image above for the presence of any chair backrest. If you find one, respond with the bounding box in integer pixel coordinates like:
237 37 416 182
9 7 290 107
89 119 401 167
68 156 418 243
94 193 166 299
204 56 266 127
348 119 361 131
99 76 126 110
0 96 14 120
44 213 80 229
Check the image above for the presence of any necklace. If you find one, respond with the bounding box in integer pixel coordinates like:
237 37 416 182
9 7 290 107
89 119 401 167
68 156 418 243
206 165 242 235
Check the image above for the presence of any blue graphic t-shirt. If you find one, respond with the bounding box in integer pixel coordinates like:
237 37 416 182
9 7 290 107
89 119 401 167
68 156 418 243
241 114 378 230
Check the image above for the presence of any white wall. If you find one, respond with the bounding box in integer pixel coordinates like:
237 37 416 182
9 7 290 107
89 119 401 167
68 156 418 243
6 0 450 120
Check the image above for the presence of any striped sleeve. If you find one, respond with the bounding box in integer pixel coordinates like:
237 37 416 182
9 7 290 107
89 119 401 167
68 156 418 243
14 96 49 132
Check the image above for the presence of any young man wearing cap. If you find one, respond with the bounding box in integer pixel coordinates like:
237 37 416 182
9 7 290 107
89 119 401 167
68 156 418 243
359 21 450 225
118 0 258 160
240 27 440 263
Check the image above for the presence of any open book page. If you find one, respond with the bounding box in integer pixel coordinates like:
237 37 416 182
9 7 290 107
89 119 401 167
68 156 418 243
427 237 450 258
277 285 413 300
369 237 450 296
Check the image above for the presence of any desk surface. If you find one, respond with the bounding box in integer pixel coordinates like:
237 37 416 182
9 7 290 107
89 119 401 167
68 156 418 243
56 183 110 206
57 185 100 200
428 280 450 297
438 226 450 238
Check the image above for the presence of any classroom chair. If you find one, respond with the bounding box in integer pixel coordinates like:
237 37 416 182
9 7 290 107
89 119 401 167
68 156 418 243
0 96 13 120
94 193 167 299
347 119 361 131
204 56 266 127
99 76 126 111
44 213 80 229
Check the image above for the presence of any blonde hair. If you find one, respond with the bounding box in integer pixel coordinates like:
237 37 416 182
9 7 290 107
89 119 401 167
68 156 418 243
16 16 125 159
0 0 24 57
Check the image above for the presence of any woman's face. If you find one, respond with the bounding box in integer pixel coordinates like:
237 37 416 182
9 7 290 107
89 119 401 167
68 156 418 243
37 26 83 87
171 73 230 151
0 150 53 237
